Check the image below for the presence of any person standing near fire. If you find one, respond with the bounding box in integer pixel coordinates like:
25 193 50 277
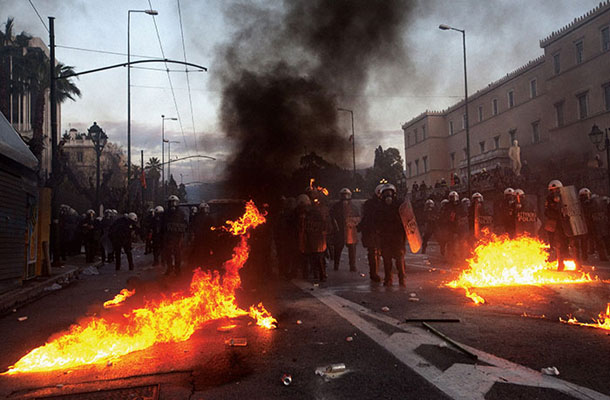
374 184 406 287
358 184 383 282
296 189 331 282
420 199 438 254
579 188 609 262
544 180 568 271
163 195 187 276
151 206 165 267
496 188 517 237
80 209 98 263
330 188 361 272
110 212 138 271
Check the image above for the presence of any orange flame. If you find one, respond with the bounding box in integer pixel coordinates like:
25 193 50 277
308 178 329 197
4 200 276 375
560 303 610 331
446 233 598 304
103 289 136 309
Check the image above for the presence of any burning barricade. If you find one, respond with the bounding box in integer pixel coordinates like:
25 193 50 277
4 201 276 375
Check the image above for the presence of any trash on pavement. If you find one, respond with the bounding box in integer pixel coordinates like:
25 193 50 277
345 336 353 342
17 316 28 322
408 297 420 302
438 341 448 348
360 273 365 277
409 292 417 297
315 363 348 380
225 337 248 347
296 320 303 325
44 283 62 291
104 289 110 292
82 266 99 275
281 374 292 386
541 366 560 376
381 306 390 312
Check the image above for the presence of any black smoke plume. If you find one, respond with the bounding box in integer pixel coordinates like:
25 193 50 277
216 0 412 202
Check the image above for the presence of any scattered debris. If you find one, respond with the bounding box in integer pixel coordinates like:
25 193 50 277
81 266 99 275
313 283 319 287
408 297 420 302
409 293 417 297
104 289 110 293
381 306 390 312
18 316 28 322
360 273 365 277
44 283 62 291
281 373 292 386
346 336 353 342
422 322 478 360
296 320 303 325
405 318 460 323
315 363 349 380
225 338 248 347
217 324 237 332
438 342 448 348
541 366 560 376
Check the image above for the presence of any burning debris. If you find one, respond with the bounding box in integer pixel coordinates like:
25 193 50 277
560 303 610 331
446 233 598 304
4 201 276 375
102 289 136 309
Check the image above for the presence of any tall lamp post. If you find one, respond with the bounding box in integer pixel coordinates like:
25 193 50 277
161 115 177 199
127 8 158 210
89 122 108 212
588 124 610 194
439 24 471 198
337 108 356 183
164 140 180 187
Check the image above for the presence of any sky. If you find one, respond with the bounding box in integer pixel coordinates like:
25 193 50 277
0 0 603 184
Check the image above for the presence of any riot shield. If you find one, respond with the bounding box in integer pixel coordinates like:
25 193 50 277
456 202 470 236
515 194 538 236
474 202 494 238
399 198 422 253
587 196 609 237
559 186 588 237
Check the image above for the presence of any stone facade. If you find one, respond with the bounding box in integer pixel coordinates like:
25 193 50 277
403 1 610 193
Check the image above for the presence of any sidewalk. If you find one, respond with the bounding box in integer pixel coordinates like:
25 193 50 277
0 255 102 316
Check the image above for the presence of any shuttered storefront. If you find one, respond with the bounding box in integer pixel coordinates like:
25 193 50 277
0 168 27 291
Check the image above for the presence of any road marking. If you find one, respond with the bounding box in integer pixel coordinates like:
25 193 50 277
294 280 610 400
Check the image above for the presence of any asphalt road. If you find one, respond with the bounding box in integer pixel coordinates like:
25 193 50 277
0 241 608 399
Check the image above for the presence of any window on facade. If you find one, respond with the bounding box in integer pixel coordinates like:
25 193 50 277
449 121 454 135
462 113 467 129
604 84 610 111
422 125 426 140
414 128 418 143
478 105 483 122
492 99 498 115
406 133 411 147
553 53 561 74
508 90 515 108
494 136 500 149
478 141 485 153
77 152 84 162
530 79 537 98
407 162 412 178
509 129 517 143
577 92 588 119
532 121 540 144
423 156 428 173
415 159 419 175
450 152 455 169
463 147 467 160
575 41 584 64
554 101 564 127
603 27 610 51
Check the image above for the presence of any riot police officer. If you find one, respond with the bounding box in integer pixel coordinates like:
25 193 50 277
330 188 360 271
421 199 437 254
151 206 165 266
579 188 609 262
163 195 187 276
81 209 97 263
110 212 138 271
374 184 406 287
358 184 383 281
544 180 568 270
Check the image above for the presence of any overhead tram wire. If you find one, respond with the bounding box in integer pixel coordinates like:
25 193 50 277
177 0 202 182
55 45 158 59
147 0 196 183
28 0 49 33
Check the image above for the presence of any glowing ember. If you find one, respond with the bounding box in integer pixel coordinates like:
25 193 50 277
103 289 136 309
560 303 610 331
308 178 329 197
446 233 597 304
5 201 276 375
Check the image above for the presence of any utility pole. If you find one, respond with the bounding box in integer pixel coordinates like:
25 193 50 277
48 17 58 273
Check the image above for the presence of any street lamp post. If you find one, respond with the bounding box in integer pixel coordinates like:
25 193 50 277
161 115 177 199
337 108 356 183
89 122 108 212
588 124 610 194
127 9 158 210
164 140 180 187
439 24 471 198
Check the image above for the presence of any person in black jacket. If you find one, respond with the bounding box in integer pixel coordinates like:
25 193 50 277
151 206 165 266
358 185 383 282
374 184 406 287
544 180 567 271
163 195 187 276
80 209 97 263
110 212 138 271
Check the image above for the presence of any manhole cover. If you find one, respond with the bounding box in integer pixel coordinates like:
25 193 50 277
38 384 159 400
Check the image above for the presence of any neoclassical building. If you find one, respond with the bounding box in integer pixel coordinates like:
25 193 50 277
403 2 610 193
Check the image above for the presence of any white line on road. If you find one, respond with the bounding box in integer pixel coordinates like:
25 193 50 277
294 280 610 400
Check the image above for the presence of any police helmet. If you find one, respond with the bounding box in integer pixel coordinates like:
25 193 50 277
199 202 210 213
154 205 164 213
504 187 515 196
448 191 459 202
515 189 525 197
339 187 352 199
127 212 138 222
381 183 397 196
374 184 384 198
579 187 591 200
425 199 435 206
548 180 563 190
167 194 179 202
472 192 483 202
86 209 95 216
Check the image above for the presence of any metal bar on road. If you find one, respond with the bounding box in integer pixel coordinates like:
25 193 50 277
421 322 478 360
405 318 461 323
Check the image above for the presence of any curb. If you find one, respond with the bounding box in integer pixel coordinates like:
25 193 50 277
0 261 102 316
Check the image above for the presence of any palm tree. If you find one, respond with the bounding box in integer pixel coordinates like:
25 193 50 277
146 157 162 203
0 18 32 119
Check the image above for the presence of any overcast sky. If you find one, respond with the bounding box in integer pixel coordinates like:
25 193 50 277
0 0 602 183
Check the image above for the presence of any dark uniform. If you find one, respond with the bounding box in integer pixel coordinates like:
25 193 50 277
110 216 137 271
421 202 438 254
544 191 567 270
151 212 164 266
297 199 331 282
375 196 406 286
358 196 381 281
330 199 360 271
163 206 187 275
80 213 97 263
581 196 609 261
